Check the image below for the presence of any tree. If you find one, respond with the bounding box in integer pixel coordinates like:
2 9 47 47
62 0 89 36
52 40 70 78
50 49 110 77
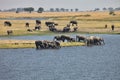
55 8 60 12
65 9 69 12
109 11 115 15
94 8 100 11
24 7 34 13
70 9 73 12
115 7 120 11
103 7 107 11
75 8 79 12
60 8 65 12
108 7 114 11
37 7 44 13
50 8 54 12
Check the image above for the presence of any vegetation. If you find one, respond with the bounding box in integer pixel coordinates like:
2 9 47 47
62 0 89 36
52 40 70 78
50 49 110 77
24 7 34 13
0 11 120 36
37 7 44 13
0 40 85 49
109 11 116 15
0 11 120 48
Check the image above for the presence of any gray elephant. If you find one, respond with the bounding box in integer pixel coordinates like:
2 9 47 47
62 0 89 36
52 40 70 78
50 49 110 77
53 35 64 42
85 36 105 46
95 37 105 45
61 35 75 42
63 26 70 32
53 35 75 42
4 21 12 26
48 41 61 49
69 20 77 26
35 40 44 49
25 22 29 27
76 35 87 42
35 40 61 49
7 30 13 35
36 20 41 25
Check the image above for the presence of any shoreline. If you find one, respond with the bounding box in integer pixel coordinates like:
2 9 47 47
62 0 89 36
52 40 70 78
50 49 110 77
0 30 120 37
0 40 85 49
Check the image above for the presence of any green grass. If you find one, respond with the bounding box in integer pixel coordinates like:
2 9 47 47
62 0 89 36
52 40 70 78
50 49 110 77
0 43 35 49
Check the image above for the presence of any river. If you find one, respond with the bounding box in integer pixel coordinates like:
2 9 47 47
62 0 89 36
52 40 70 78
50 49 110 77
0 34 120 80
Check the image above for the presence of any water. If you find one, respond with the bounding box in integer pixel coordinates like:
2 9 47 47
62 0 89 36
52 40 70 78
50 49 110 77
0 34 120 80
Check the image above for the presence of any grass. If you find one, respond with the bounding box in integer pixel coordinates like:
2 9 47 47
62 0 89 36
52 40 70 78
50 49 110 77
0 11 120 36
60 42 85 47
0 43 35 49
0 40 85 49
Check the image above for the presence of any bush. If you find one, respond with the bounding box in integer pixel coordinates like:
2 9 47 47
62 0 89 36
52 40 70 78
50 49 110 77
109 11 116 15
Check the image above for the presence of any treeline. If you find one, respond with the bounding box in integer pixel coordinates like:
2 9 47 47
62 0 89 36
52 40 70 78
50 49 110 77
0 7 44 13
0 7 120 13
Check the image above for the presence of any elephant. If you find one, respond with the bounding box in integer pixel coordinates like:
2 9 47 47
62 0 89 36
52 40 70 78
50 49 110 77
47 41 61 49
35 40 61 49
4 21 12 26
61 35 75 42
36 20 41 25
76 35 87 42
49 27 57 32
53 35 74 42
85 37 94 46
69 20 77 26
53 35 64 42
54 41 61 48
25 22 29 27
63 26 70 32
95 37 105 45
35 25 41 30
85 36 105 46
73 27 78 32
7 30 13 35
45 22 58 27
35 40 44 49
45 22 55 27
27 29 32 32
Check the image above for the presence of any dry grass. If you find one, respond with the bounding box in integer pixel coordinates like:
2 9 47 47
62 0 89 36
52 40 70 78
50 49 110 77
0 40 85 48
0 40 35 48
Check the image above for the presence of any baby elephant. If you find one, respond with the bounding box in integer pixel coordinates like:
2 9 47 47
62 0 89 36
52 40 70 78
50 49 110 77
7 30 13 35
4 21 12 26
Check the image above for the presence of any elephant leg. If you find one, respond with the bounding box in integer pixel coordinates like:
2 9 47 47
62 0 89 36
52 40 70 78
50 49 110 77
35 43 39 49
102 40 105 45
36 45 39 49
72 23 74 26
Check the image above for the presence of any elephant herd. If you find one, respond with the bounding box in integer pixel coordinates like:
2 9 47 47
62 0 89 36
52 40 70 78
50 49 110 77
53 35 75 42
35 35 105 49
35 40 61 49
76 35 105 46
4 20 78 35
53 35 105 46
45 21 78 32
